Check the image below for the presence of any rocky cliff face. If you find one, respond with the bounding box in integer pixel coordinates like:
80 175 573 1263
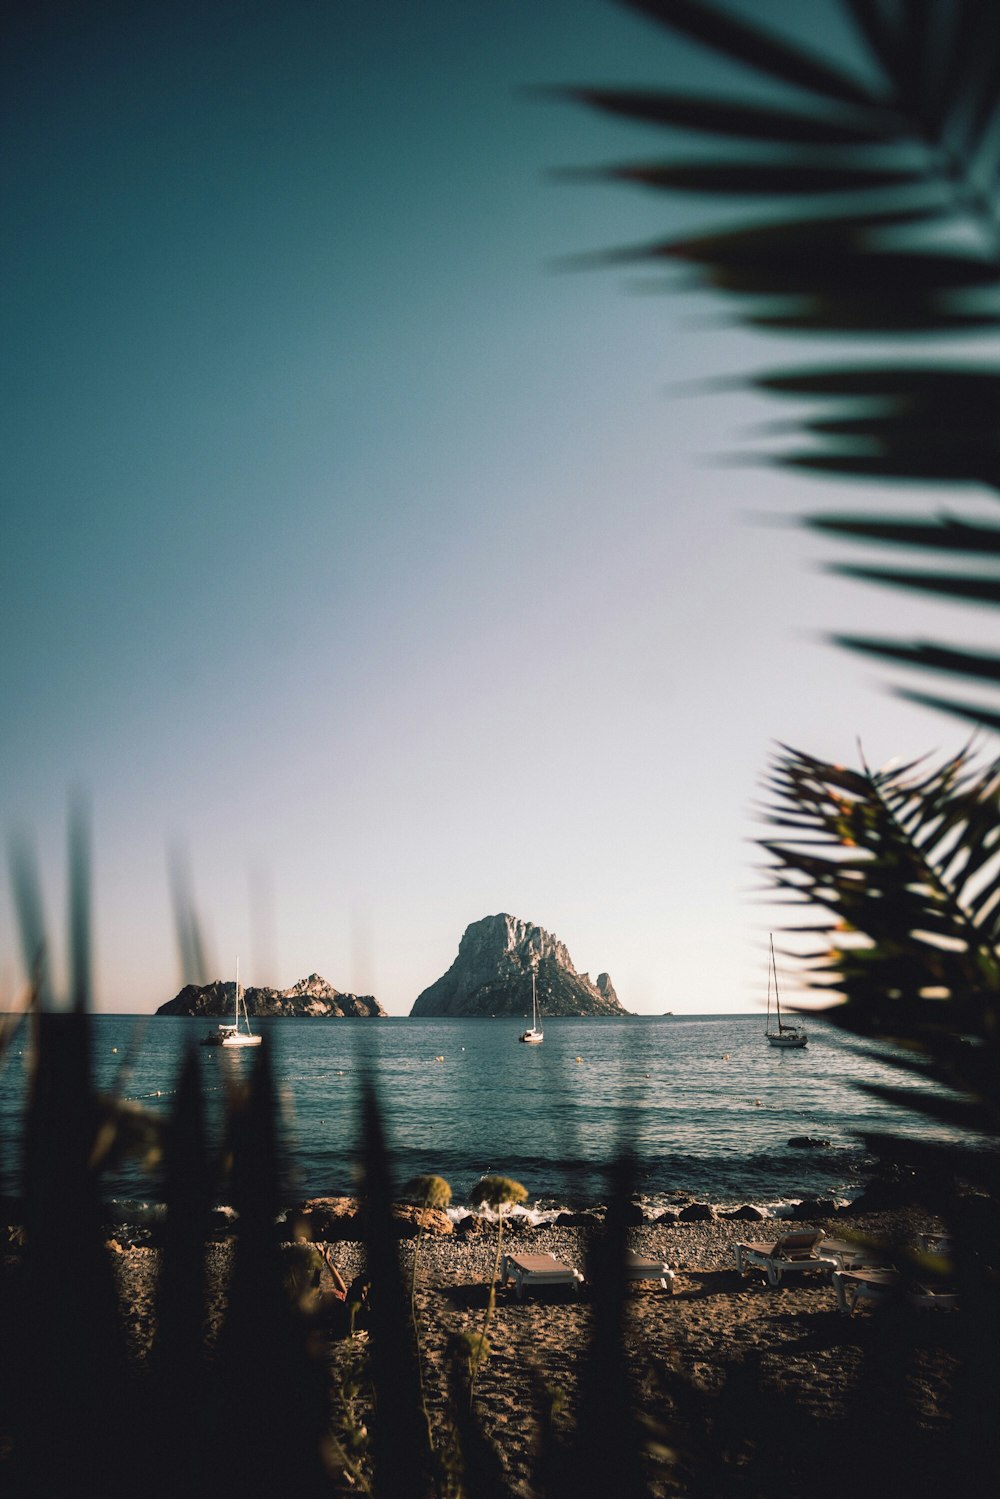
409 914 627 1018
156 973 386 1018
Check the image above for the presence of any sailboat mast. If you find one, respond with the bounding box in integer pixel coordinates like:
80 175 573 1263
235 956 240 1028
771 936 783 1032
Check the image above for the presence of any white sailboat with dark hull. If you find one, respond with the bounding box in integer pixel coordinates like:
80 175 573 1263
519 972 543 1044
201 960 263 1048
765 935 807 1049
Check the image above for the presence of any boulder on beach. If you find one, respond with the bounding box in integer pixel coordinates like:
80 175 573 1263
299 1196 453 1240
454 1215 488 1238
678 1203 717 1223
790 1198 839 1220
623 1202 650 1226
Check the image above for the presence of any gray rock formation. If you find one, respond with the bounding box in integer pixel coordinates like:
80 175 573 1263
409 913 627 1018
156 973 386 1018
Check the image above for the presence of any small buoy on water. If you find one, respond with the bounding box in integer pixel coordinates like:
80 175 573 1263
111 1047 118 1053
575 1056 583 1063
722 1053 730 1061
435 1055 444 1062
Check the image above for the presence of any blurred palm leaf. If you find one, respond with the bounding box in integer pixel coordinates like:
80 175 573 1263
761 739 1000 1131
563 0 1000 722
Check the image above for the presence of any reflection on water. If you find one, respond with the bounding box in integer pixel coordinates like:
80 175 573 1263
0 1013 968 1211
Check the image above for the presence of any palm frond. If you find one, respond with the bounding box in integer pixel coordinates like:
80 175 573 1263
566 0 1000 720
762 739 1000 1131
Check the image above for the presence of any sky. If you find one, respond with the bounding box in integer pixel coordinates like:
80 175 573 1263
2 0 992 1016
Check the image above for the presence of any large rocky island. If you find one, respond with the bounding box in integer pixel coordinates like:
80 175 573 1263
410 913 627 1018
156 973 386 1019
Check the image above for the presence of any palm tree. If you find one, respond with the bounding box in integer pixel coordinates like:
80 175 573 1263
563 0 1000 1147
762 740 1000 1098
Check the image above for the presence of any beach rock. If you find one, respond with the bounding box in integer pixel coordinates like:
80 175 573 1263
654 1210 680 1225
843 1181 915 1214
299 1196 451 1240
623 1202 650 1226
156 974 387 1019
502 1215 536 1238
554 1211 597 1228
389 1205 455 1239
842 1161 921 1214
787 1136 834 1150
409 913 629 1018
300 1197 359 1238
722 1205 768 1222
790 1198 839 1221
209 1206 238 1236
678 1203 717 1223
454 1215 488 1238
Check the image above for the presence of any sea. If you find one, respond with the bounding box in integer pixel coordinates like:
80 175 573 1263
0 1013 974 1222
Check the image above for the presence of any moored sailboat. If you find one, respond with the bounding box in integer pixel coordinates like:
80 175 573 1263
765 935 807 1049
519 971 543 1044
201 960 263 1048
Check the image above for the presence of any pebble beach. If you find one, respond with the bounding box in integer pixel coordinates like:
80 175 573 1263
106 1204 957 1498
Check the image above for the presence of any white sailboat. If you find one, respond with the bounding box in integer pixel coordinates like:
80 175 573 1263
202 959 263 1048
519 971 543 1044
765 935 807 1049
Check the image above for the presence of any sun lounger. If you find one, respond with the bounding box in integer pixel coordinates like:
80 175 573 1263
815 1237 887 1271
623 1251 675 1293
833 1268 958 1315
734 1229 839 1286
500 1252 584 1301
833 1269 899 1314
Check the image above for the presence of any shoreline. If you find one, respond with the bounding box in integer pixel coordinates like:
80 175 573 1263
93 1177 893 1246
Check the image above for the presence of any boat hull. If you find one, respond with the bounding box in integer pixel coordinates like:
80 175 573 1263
519 1030 543 1044
202 1027 236 1047
222 1033 263 1048
767 1032 807 1049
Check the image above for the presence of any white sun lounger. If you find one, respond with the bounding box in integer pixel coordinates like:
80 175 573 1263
734 1229 839 1286
833 1268 958 1316
500 1252 584 1300
815 1237 887 1271
624 1251 675 1292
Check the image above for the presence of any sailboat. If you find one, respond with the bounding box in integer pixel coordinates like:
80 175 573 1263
201 959 263 1048
519 971 543 1044
765 935 807 1048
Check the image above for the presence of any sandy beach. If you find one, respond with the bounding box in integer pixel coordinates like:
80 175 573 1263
105 1205 957 1497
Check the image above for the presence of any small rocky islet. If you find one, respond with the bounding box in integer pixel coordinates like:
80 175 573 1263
155 972 386 1019
156 911 625 1020
409 912 626 1018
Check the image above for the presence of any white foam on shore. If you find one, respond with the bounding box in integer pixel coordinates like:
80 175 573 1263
105 1190 851 1232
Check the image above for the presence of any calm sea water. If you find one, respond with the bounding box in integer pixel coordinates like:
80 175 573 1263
0 1013 969 1217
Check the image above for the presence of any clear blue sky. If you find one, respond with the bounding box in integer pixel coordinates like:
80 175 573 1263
2 1 984 1014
